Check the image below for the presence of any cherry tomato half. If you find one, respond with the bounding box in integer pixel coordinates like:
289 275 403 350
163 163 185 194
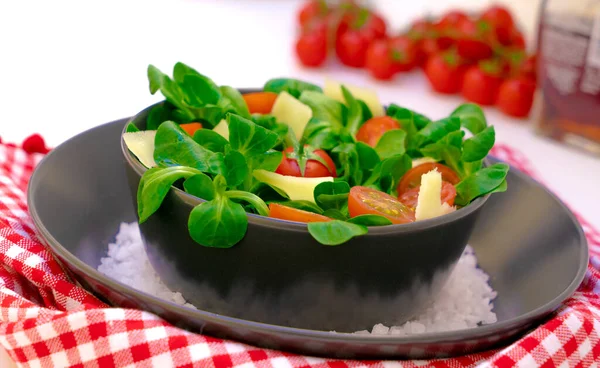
275 146 337 178
348 186 415 224
269 203 332 223
397 163 461 195
398 181 457 209
355 116 401 147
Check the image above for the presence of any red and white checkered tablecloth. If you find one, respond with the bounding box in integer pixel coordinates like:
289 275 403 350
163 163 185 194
0 141 599 368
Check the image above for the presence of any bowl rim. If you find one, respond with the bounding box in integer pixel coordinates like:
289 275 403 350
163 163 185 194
121 100 491 234
28 118 589 345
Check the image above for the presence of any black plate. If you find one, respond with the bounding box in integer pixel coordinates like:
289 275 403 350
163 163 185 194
27 119 588 359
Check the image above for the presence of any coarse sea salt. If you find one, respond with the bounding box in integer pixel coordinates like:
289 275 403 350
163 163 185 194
98 222 497 335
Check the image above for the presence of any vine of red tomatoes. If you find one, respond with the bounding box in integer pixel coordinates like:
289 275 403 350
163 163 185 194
294 0 537 119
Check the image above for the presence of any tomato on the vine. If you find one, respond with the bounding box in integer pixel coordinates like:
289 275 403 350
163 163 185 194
335 9 387 68
276 145 337 178
348 186 415 224
424 51 468 94
397 163 461 195
389 35 419 72
480 5 515 46
355 116 401 147
298 0 329 27
398 181 457 209
365 39 396 80
461 60 503 106
295 20 328 67
496 77 536 118
437 10 470 31
456 18 494 60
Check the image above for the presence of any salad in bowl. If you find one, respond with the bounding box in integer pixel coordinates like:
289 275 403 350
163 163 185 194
124 62 507 248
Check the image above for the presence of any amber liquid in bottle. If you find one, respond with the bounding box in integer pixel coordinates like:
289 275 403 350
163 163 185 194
535 0 600 155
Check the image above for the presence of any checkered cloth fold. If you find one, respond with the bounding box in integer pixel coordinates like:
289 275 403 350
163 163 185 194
1 142 599 367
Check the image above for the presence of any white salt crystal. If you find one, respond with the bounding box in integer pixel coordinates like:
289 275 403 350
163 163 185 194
98 223 498 336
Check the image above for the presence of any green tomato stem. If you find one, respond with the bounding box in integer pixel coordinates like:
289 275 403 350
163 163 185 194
225 190 270 217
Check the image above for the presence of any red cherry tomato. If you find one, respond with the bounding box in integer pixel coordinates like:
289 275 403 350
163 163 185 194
519 54 537 81
398 181 457 209
424 51 468 94
389 35 419 72
509 28 526 50
348 186 415 224
456 18 494 60
365 39 396 80
335 28 371 68
298 0 329 26
295 25 328 67
437 10 470 30
276 146 337 178
496 77 536 118
355 116 401 147
480 5 514 31
269 203 332 223
461 62 503 106
397 162 461 195
335 10 387 68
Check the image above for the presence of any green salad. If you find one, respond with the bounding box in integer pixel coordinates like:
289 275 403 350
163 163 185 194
123 62 508 248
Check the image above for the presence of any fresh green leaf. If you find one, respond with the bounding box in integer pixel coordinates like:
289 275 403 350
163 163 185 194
455 163 509 206
223 148 248 188
250 182 289 202
126 122 140 133
416 117 460 146
322 209 347 220
186 105 224 127
180 75 221 107
193 129 229 153
302 119 340 150
340 85 365 136
299 91 346 131
386 104 421 152
263 78 322 98
183 173 215 201
314 181 350 211
451 103 487 135
153 121 224 174
462 126 495 162
357 99 373 122
355 142 380 170
173 62 218 90
137 166 202 223
379 154 412 194
188 196 248 248
248 150 283 172
307 220 368 246
219 86 251 118
347 214 392 226
228 114 279 156
147 65 192 119
225 190 269 216
375 129 407 159
272 200 324 214
332 143 361 186
147 103 174 130
420 143 464 177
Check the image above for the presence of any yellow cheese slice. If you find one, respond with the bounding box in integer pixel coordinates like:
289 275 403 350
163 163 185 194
123 130 157 168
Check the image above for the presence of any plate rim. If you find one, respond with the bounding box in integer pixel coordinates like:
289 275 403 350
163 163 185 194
27 118 590 346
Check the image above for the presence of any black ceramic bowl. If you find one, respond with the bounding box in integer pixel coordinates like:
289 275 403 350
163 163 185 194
121 98 491 332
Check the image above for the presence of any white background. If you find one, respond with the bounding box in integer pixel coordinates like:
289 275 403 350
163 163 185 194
0 1 599 364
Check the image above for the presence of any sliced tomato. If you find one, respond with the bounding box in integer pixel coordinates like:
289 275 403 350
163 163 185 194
269 203 331 223
275 146 337 177
348 186 415 224
242 92 278 114
397 163 461 195
398 181 457 209
355 116 401 147
180 122 203 136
